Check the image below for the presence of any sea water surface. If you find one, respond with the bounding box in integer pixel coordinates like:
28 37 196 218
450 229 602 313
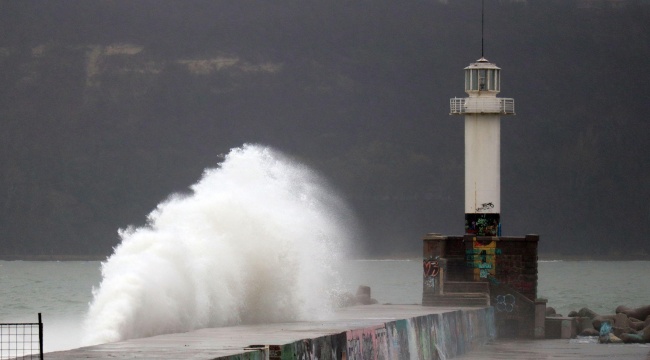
1 259 649 352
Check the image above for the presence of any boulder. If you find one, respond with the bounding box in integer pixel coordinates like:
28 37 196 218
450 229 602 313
592 315 616 331
630 320 645 331
641 324 650 343
608 334 623 344
616 305 650 321
568 310 578 317
578 307 598 319
612 313 634 337
576 317 595 334
619 324 650 344
546 307 557 316
620 332 644 343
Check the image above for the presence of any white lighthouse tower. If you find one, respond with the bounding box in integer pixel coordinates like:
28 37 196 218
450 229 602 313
450 57 515 236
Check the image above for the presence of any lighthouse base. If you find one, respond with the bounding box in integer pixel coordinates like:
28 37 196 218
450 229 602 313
422 233 540 338
465 213 500 236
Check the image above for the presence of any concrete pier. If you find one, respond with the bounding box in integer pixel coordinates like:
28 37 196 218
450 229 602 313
455 339 650 359
45 305 495 360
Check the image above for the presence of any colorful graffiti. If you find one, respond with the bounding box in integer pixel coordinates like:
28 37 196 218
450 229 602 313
346 325 390 360
423 257 440 278
218 308 496 360
344 308 495 360
423 256 440 291
465 213 500 236
466 238 497 280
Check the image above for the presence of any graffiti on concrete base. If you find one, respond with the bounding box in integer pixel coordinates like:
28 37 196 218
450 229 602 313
424 257 440 278
423 256 440 290
495 294 515 313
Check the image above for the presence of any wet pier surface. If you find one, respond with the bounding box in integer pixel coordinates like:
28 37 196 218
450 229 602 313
45 305 458 359
44 304 650 360
456 339 650 360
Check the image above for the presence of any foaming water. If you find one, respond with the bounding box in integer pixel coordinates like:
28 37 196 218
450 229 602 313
83 144 355 345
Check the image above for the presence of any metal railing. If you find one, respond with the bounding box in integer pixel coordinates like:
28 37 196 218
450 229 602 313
0 314 43 360
450 97 515 115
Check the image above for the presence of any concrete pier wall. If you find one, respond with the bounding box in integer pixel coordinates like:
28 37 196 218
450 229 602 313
216 307 495 360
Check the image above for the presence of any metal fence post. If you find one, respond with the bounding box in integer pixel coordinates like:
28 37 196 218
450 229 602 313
38 313 43 360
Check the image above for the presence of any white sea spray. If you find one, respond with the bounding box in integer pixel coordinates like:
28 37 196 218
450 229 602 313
82 144 356 345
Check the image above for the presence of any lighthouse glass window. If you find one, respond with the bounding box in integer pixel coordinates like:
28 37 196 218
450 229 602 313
466 68 499 92
488 70 495 90
479 69 487 90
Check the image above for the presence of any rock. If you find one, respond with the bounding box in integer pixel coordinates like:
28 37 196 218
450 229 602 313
578 307 598 319
598 334 609 343
613 326 633 338
608 334 623 344
645 315 650 328
577 317 595 333
613 313 629 326
593 315 615 331
612 313 634 337
546 307 557 316
620 333 644 343
616 305 650 321
547 313 563 318
630 320 645 331
568 310 578 317
619 324 650 344
642 324 650 343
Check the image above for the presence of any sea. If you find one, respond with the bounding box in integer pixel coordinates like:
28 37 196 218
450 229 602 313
1 259 649 353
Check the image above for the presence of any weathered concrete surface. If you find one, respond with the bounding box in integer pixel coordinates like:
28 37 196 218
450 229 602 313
45 305 493 360
454 339 650 359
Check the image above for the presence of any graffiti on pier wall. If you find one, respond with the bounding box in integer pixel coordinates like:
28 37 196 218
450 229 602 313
268 333 346 360
220 308 496 360
346 325 391 360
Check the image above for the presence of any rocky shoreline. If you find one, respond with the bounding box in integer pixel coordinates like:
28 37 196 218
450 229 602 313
547 305 650 343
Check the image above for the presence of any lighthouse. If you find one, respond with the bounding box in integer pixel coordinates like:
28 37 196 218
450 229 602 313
450 57 515 236
423 12 541 338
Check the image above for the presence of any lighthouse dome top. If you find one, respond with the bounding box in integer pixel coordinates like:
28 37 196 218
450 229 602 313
465 57 500 70
464 57 501 95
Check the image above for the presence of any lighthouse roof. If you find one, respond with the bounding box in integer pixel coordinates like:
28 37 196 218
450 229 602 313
464 57 500 70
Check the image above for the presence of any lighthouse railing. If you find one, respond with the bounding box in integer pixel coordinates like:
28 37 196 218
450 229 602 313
450 97 515 115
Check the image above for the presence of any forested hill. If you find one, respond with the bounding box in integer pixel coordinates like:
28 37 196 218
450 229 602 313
1 0 649 258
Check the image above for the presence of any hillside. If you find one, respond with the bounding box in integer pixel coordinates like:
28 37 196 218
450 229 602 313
1 0 649 258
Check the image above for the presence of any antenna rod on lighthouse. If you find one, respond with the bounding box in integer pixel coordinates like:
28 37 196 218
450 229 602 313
481 0 485 57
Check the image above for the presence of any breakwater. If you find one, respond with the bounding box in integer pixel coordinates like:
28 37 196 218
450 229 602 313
46 305 495 360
